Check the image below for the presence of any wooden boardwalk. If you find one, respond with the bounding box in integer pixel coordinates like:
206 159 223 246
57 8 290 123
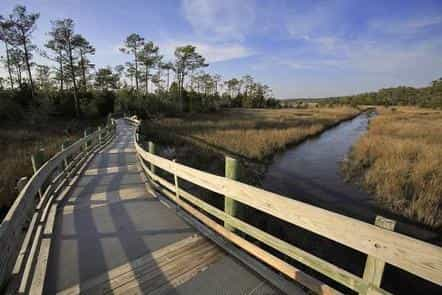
2 117 440 295
44 120 296 294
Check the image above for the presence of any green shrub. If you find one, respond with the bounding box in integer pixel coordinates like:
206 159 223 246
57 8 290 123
94 90 116 116
0 91 24 122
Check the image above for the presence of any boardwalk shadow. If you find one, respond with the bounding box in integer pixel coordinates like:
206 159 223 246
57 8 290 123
46 120 194 293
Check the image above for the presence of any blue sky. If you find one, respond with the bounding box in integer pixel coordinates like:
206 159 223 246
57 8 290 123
1 0 442 98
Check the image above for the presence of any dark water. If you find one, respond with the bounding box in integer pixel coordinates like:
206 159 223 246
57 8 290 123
261 113 440 294
262 112 439 239
262 113 374 218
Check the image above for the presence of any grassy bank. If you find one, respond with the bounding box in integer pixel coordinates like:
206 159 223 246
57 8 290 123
343 107 442 229
140 106 360 212
0 118 103 217
142 107 360 161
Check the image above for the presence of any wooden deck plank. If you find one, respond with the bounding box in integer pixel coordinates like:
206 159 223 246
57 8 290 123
39 119 295 295
83 165 138 176
117 244 222 294
57 235 223 295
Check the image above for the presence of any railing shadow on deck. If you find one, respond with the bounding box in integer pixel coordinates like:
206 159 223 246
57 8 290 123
125 116 442 295
0 118 117 294
45 123 191 293
48 126 177 293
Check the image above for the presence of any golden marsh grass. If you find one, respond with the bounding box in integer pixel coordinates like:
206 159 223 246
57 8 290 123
344 107 442 228
0 119 101 214
148 107 360 160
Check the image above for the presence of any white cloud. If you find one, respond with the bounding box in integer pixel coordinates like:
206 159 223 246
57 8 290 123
266 35 442 98
182 0 255 41
369 15 442 35
284 30 442 75
275 57 342 70
347 40 442 77
285 1 337 39
159 40 254 63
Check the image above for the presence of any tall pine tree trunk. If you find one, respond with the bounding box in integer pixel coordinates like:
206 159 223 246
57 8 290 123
134 51 139 92
59 52 64 91
80 51 87 90
67 40 80 117
21 32 34 97
4 42 14 89
17 64 22 88
145 67 149 94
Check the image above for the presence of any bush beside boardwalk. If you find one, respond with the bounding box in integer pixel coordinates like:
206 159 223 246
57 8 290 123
343 106 442 229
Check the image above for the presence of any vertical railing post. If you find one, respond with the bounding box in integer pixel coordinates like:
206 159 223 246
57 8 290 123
83 130 88 151
16 177 28 193
360 216 396 294
61 141 69 170
31 148 45 198
173 159 180 203
98 126 102 144
61 141 71 182
31 148 45 174
224 156 240 231
148 141 156 175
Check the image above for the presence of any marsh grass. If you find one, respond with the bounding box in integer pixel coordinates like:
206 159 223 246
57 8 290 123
343 107 442 229
143 107 360 161
0 119 103 217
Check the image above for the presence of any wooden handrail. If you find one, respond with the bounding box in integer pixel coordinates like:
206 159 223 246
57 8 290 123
0 119 116 290
126 117 442 294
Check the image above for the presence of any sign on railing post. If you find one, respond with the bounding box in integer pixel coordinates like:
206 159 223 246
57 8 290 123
360 216 396 294
148 141 156 174
224 156 241 232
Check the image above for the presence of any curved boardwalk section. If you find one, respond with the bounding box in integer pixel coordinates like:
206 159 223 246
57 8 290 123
45 120 290 294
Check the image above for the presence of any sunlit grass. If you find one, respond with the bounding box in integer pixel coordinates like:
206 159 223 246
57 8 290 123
343 107 442 228
0 119 101 213
144 107 360 160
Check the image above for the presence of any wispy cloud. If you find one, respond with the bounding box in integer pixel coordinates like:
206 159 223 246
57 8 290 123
1 0 441 98
369 15 442 36
182 0 255 41
160 40 254 63
284 1 338 40
274 57 343 70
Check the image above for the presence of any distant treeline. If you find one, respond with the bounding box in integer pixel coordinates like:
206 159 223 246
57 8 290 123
285 79 442 109
0 5 279 123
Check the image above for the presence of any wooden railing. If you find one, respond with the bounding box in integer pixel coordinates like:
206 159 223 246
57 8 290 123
126 117 442 295
0 119 116 293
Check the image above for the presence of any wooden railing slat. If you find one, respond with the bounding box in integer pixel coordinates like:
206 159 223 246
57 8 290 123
0 120 116 290
138 163 388 294
134 135 442 286
360 217 396 294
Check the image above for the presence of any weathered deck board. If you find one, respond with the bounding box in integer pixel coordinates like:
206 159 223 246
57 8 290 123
57 235 223 295
43 119 291 295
